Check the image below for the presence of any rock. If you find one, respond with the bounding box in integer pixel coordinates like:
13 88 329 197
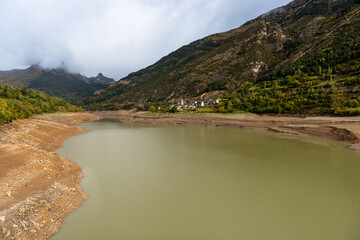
6 191 11 197
0 216 5 222
31 220 40 230
19 220 29 229
6 230 10 237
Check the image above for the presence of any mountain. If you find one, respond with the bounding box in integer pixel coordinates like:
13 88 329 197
0 66 115 104
87 0 360 114
88 73 115 85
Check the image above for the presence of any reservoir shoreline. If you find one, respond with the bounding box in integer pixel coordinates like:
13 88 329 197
0 112 100 240
0 111 359 239
94 110 360 150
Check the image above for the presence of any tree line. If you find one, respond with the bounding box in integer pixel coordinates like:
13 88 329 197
0 84 83 124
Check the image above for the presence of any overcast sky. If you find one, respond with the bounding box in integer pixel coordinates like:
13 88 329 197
0 0 291 80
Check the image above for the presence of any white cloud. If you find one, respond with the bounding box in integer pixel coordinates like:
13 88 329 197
0 0 291 79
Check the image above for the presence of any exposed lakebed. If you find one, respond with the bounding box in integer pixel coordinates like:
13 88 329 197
53 120 360 240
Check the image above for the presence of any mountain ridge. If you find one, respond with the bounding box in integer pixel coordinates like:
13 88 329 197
0 65 115 104
87 0 360 111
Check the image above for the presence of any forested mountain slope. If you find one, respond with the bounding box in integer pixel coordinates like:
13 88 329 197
88 0 360 115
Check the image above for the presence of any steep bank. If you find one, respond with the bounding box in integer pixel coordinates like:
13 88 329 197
0 113 100 240
94 111 360 149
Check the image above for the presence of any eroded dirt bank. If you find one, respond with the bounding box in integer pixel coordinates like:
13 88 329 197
0 113 100 240
95 110 360 149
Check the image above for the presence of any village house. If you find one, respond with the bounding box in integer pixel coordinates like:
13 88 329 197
171 98 221 110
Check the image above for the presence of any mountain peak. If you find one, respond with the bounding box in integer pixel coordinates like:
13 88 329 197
89 73 115 85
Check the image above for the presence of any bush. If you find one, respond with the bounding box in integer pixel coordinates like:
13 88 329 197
170 106 178 113
345 99 359 108
149 106 157 112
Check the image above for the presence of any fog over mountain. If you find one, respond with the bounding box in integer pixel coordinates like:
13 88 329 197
0 0 291 80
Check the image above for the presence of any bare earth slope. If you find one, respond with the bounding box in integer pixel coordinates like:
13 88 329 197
0 113 100 240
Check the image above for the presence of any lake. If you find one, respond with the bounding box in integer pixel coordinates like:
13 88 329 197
52 120 360 240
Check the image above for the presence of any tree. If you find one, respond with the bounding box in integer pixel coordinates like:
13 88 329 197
328 67 333 83
149 106 157 112
226 101 233 112
170 106 178 113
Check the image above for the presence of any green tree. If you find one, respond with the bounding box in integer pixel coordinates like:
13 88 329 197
226 101 233 112
149 106 157 112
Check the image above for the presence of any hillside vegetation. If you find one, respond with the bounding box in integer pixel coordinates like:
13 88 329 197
87 0 360 115
217 31 360 115
0 84 83 124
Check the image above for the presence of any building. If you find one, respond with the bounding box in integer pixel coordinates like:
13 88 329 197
172 98 220 111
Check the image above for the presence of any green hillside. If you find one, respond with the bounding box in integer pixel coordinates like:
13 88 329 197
87 0 360 115
218 31 360 115
0 84 83 124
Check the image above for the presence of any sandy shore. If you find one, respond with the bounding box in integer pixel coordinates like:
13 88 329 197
94 110 360 150
0 113 100 240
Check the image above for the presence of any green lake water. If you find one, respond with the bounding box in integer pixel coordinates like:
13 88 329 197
52 120 360 240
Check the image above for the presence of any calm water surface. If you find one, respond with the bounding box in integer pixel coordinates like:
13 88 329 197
52 120 360 240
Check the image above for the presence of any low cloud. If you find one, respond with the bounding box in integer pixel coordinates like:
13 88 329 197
0 0 291 80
